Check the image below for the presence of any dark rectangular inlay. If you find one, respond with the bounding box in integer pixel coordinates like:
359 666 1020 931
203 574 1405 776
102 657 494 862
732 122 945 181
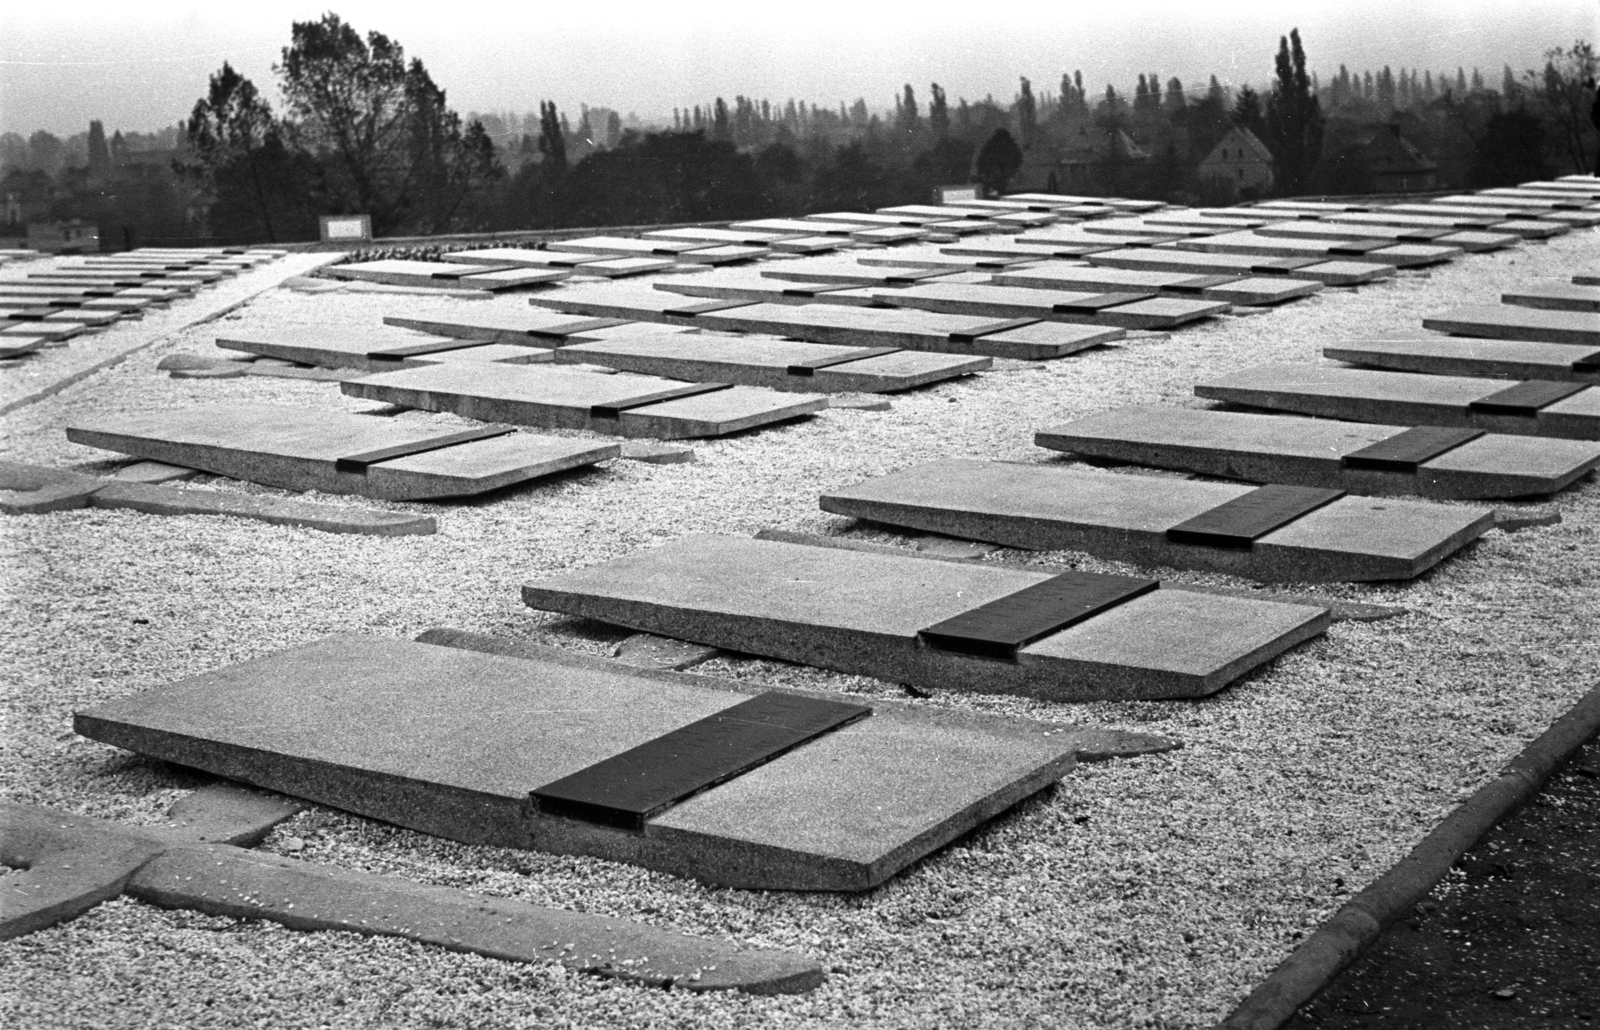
663 300 758 317
589 381 732 418
1341 426 1486 472
529 317 632 340
1053 291 1156 313
530 691 872 830
1570 350 1600 374
884 269 948 284
1398 228 1452 242
431 265 515 280
366 339 499 361
1165 274 1240 294
1166 484 1347 549
786 346 901 376
1468 380 1588 416
1328 240 1391 255
334 426 516 472
949 317 1043 342
780 285 850 297
917 572 1159 662
1251 258 1324 274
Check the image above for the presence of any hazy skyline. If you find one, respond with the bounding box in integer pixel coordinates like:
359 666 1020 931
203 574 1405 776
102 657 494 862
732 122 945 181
2 0 1594 138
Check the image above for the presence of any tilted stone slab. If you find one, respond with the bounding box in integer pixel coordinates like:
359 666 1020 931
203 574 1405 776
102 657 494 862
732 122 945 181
730 217 868 237
1420 304 1600 346
820 458 1492 583
864 281 1218 331
342 362 824 439
1324 210 1500 231
1 305 121 326
66 403 619 500
1253 219 1517 253
547 236 715 257
941 239 1117 260
1076 218 1217 238
1017 227 1189 248
991 262 1319 306
1177 231 1458 267
1502 284 1600 313
522 534 1327 701
856 250 1038 272
0 292 152 312
1036 405 1600 499
325 260 567 291
1441 191 1593 211
445 248 616 269
1085 247 1394 287
1255 200 1373 214
1325 337 1600 382
216 328 552 373
89 480 438 536
759 261 982 288
554 333 989 393
1141 212 1273 231
1419 200 1600 228
76 633 1091 892
1481 187 1599 205
644 227 792 246
651 272 878 307
1195 362 1600 439
383 309 680 344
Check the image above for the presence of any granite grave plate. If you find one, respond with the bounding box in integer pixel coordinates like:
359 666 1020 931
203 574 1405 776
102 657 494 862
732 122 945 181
1175 231 1459 267
864 281 1222 330
1324 337 1600 382
1501 284 1600 313
1084 248 1393 287
1422 304 1600 345
990 262 1320 305
325 260 567 291
216 328 552 373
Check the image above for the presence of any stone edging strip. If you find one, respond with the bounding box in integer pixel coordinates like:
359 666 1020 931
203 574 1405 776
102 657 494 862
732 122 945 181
1213 681 1600 1030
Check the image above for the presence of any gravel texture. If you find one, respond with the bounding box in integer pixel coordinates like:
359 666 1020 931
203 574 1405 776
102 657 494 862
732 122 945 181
2 232 1598 1029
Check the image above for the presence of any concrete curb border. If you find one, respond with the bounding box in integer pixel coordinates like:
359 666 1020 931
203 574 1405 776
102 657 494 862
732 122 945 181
1214 681 1600 1030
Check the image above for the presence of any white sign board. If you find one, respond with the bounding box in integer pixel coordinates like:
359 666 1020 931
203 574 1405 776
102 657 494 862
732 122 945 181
936 185 980 205
320 215 373 243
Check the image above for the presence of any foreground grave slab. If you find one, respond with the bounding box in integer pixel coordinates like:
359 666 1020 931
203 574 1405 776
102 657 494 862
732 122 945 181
991 262 1320 305
522 534 1329 700
342 362 825 438
1036 405 1600 499
74 634 1116 891
65 403 619 500
1324 337 1600 382
324 260 567 291
553 333 989 393
216 328 553 373
820 458 1492 582
864 281 1222 330
1252 219 1517 253
1085 247 1393 287
1195 362 1600 440
1422 304 1600 345
1501 284 1600 313
1176 231 1457 268
383 310 677 344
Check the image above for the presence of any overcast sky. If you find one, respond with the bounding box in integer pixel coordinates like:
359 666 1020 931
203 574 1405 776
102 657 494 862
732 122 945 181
2 0 1595 137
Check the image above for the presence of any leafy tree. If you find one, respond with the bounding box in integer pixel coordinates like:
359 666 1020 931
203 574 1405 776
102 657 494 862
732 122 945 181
1015 78 1037 146
974 128 1023 194
87 121 110 178
1528 40 1598 172
537 101 567 174
896 84 919 133
1470 108 1550 185
928 84 950 137
1233 86 1266 138
1264 28 1324 194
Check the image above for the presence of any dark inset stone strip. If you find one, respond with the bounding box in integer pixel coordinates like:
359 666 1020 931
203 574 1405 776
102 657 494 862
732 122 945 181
1571 350 1600 374
528 317 635 339
1052 291 1156 313
1165 484 1347 549
917 572 1159 662
780 285 851 297
664 300 759 317
589 382 733 419
1467 380 1588 416
786 347 902 376
1251 258 1324 274
1341 426 1486 472
366 339 500 361
949 317 1044 343
530 691 872 830
334 426 517 472
1164 274 1242 294
1329 240 1391 255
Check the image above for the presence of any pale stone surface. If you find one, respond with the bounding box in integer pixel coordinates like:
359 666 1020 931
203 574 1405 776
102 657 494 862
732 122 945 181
1255 219 1517 252
342 363 825 439
828 394 894 410
820 458 1493 582
1423 303 1600 345
869 281 1221 330
89 481 439 537
1177 231 1460 268
1035 405 1600 499
0 802 166 940
324 259 567 292
1324 337 1600 383
1194 362 1600 440
620 440 696 464
75 633 1083 891
0 459 103 513
1502 283 1600 312
613 632 722 670
520 534 1329 700
66 403 619 501
110 460 202 484
990 262 1322 305
216 327 531 372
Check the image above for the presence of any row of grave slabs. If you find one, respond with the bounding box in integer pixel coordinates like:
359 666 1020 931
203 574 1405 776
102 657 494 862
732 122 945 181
17 181 1600 1004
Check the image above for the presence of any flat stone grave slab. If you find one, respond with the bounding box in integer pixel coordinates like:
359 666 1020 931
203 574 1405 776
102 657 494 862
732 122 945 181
805 211 938 228
1034 405 1600 499
1255 200 1374 214
0 305 119 325
216 328 553 373
383 309 682 345
821 458 1492 583
1141 212 1273 231
19 280 186 301
533 286 1124 359
1446 191 1593 211
1502 284 1600 313
1325 337 1600 383
1017 227 1191 248
0 292 151 312
31 268 206 286
445 248 617 270
553 333 989 393
1252 219 1517 253
1076 218 1218 239
1 319 87 339
1325 210 1501 231
547 236 715 258
864 281 1221 330
75 633 1094 891
522 534 1328 701
1085 247 1393 287
1176 231 1458 268
855 250 1038 272
651 272 878 307
66 403 619 500
1420 200 1600 228
941 238 1117 260
1195 207 1308 222
990 262 1320 306
731 218 868 237
644 227 792 247
1376 210 1566 239
1421 304 1600 346
342 362 825 439
759 260 979 288
325 260 567 291
1008 193 1165 214
1195 362 1600 440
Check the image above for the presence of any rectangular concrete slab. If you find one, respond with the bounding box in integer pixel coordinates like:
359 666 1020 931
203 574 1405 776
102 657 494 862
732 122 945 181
941 239 1116 260
1502 284 1600 313
547 237 714 257
1253 220 1517 252
1422 303 1600 345
644 227 792 246
1086 247 1394 287
65 403 619 500
74 633 1081 891
866 281 1222 330
1036 405 1600 499
382 309 672 344
1176 231 1457 268
819 458 1492 583
1195 362 1600 439
325 260 568 291
992 262 1319 305
650 273 879 307
521 535 1328 701
554 333 989 393
341 362 825 439
759 261 973 288
1325 337 1600 382
215 328 550 373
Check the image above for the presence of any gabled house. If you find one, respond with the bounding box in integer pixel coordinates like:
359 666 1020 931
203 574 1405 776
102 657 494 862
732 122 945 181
1198 127 1275 195
1362 124 1437 193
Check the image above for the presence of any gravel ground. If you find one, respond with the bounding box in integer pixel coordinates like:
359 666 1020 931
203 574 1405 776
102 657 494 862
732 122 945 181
2 232 1598 1029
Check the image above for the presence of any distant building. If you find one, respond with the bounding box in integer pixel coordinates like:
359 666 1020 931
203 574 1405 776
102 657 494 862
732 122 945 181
1028 121 1153 194
1198 127 1275 195
1361 124 1437 193
27 219 99 254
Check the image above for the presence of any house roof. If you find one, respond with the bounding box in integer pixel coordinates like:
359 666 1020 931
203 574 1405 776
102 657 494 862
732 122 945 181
1200 126 1274 166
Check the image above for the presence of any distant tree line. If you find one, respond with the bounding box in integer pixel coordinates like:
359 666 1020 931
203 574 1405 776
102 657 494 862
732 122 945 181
3 20 1596 248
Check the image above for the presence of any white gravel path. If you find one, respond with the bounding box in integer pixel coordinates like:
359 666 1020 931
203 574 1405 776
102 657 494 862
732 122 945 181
2 231 1597 1029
